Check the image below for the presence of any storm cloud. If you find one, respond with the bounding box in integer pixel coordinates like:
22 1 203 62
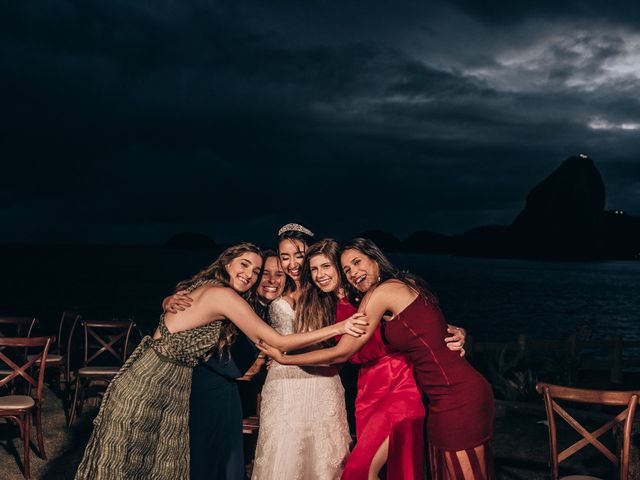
2 1 638 246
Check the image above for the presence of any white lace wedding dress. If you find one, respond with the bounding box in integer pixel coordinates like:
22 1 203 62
251 297 351 480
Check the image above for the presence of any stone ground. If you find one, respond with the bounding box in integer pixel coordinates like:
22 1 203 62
0 386 628 480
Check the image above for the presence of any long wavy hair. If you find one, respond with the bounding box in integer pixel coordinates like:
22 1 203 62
174 242 263 355
340 237 438 306
277 228 315 298
295 239 346 338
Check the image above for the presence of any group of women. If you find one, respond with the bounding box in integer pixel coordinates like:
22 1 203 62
75 223 495 480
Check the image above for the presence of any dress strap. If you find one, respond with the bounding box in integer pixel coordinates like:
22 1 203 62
185 278 217 293
159 314 171 337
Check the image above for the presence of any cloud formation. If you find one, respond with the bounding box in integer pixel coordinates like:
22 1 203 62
1 1 638 245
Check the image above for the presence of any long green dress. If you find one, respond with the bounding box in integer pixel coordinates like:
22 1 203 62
75 312 222 479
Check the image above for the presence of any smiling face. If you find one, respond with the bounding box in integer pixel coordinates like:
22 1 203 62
278 239 307 284
309 253 340 293
224 252 263 293
257 256 286 303
340 248 380 293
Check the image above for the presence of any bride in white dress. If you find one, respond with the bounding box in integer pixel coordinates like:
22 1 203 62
252 225 351 480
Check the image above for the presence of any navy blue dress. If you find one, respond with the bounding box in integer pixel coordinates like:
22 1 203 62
189 304 266 480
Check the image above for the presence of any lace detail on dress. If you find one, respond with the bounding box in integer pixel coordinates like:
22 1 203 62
251 297 351 480
268 297 296 334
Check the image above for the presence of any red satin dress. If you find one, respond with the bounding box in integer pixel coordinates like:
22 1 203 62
383 296 494 480
336 298 425 480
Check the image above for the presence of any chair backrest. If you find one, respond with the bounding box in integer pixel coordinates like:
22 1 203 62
0 316 38 337
61 312 82 381
0 336 53 402
536 382 640 480
81 319 135 368
55 311 80 356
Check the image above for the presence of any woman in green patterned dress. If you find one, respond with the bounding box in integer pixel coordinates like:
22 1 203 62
75 242 367 480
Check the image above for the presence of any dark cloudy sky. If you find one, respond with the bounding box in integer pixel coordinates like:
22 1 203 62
2 1 639 246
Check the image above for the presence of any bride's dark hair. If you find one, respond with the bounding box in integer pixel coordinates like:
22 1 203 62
174 242 263 355
277 227 315 299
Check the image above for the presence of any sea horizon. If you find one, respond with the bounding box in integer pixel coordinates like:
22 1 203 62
1 243 638 343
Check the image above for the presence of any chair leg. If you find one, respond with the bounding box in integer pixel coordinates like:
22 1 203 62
51 366 59 393
63 370 73 406
23 413 31 480
15 416 24 440
77 379 87 416
68 376 81 427
56 365 65 394
35 404 46 459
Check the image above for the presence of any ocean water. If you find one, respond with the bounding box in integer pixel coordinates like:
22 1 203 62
395 253 640 343
1 245 638 347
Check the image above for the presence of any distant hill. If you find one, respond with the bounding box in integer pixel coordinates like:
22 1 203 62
368 154 640 260
454 154 639 260
403 230 452 254
356 230 404 252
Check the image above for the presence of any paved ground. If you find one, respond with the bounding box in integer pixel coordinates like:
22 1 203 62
0 387 627 479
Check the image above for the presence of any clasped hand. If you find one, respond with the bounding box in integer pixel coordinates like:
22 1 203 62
256 312 368 364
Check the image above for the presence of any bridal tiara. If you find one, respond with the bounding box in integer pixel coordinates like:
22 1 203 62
277 223 314 237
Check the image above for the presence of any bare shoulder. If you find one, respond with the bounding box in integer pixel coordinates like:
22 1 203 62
196 286 248 321
381 278 407 289
376 279 412 296
200 285 238 302
365 280 416 309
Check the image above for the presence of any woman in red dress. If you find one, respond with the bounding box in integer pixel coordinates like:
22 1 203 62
260 238 494 480
295 239 469 480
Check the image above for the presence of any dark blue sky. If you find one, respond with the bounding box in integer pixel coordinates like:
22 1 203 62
2 1 639 246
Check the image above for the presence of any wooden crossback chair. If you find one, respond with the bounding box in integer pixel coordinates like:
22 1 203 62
239 379 261 435
0 316 38 338
237 361 265 478
68 319 134 426
28 311 80 393
0 317 38 391
536 382 640 480
237 353 266 436
0 336 53 479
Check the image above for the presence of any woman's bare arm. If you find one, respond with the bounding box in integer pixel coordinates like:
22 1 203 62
257 284 396 365
257 328 371 365
212 288 368 351
237 354 266 380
